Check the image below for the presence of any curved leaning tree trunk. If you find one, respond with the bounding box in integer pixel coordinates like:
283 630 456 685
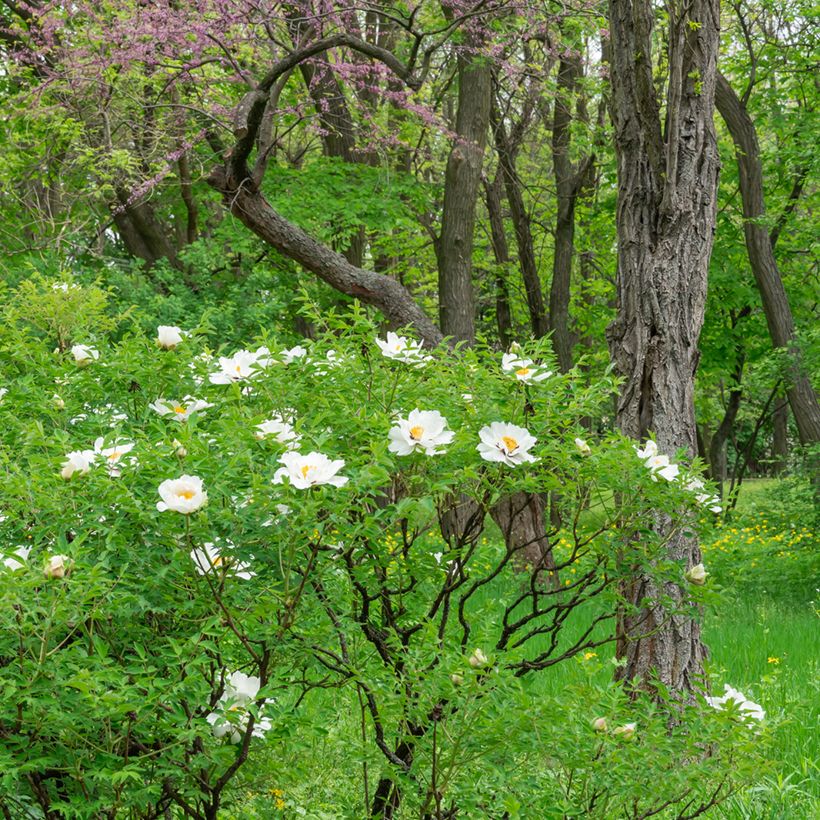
606 0 720 693
714 73 820 451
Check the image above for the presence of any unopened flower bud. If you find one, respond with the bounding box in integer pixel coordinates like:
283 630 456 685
451 674 464 686
613 722 636 740
172 439 187 457
468 648 488 668
685 563 708 586
591 716 608 732
575 437 591 456
44 554 71 579
53 395 65 409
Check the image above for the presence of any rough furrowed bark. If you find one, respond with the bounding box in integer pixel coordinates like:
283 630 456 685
606 0 720 694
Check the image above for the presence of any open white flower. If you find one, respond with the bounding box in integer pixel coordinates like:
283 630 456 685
150 397 213 421
684 477 722 513
705 684 765 721
93 438 135 477
61 449 96 479
503 356 551 383
209 348 271 384
71 344 99 365
280 345 308 363
156 475 207 513
44 554 71 579
52 282 80 292
477 422 538 467
388 409 454 456
206 670 270 743
191 542 254 579
575 437 591 456
157 325 186 349
3 546 30 571
311 349 344 375
376 332 429 364
255 416 300 447
645 452 680 482
273 451 348 489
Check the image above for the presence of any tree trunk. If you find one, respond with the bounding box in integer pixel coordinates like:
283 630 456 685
436 53 491 342
771 399 789 474
606 0 720 693
549 54 585 372
490 102 548 339
484 173 514 348
714 73 820 448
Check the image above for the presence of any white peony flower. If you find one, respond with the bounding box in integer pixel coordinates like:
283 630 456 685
684 478 722 513
150 397 213 421
388 409 454 456
71 344 99 366
705 684 765 721
157 325 186 349
477 422 538 467
280 345 308 363
209 348 271 384
44 554 71 579
273 451 348 489
376 332 429 364
255 416 300 447
468 648 489 668
191 542 254 580
206 670 270 743
93 438 135 477
502 355 551 383
156 475 207 514
3 546 30 571
685 563 708 586
52 282 79 292
61 449 96 479
575 437 591 456
645 452 680 482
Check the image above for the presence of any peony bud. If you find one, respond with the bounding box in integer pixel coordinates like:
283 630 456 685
53 395 65 410
44 554 71 579
172 439 188 457
591 716 608 732
451 674 464 686
157 325 185 349
468 648 488 668
685 563 708 586
613 722 636 740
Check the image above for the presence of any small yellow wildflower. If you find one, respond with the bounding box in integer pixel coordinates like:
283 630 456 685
583 652 598 661
767 657 780 665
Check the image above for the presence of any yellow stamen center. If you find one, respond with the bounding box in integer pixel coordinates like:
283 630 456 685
516 368 531 377
178 490 196 500
409 425 424 441
107 452 120 460
501 436 519 453
235 365 242 373
212 555 224 567
300 465 313 478
173 405 186 414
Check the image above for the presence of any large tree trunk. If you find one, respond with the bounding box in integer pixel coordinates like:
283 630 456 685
606 0 720 693
714 73 820 448
436 53 491 342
